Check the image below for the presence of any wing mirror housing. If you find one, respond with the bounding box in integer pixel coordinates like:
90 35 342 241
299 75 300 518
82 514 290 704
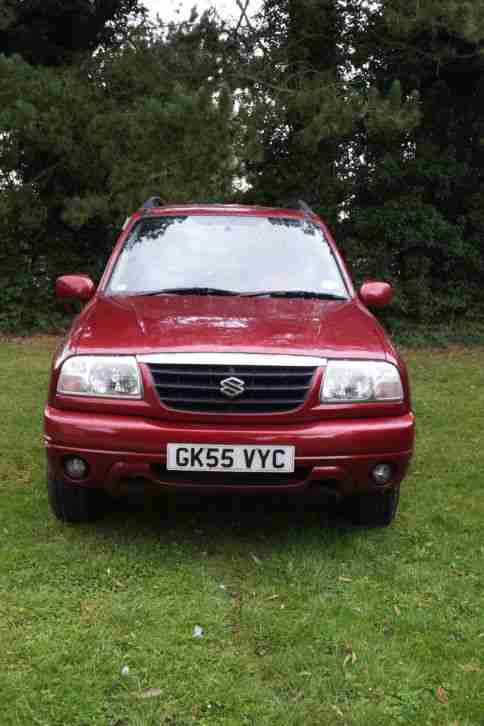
56 274 95 301
359 281 393 308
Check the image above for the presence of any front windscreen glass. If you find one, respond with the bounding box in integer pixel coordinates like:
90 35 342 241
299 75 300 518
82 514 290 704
106 215 348 297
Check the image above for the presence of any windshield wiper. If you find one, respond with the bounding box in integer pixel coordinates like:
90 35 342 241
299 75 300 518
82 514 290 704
243 290 348 300
138 287 241 297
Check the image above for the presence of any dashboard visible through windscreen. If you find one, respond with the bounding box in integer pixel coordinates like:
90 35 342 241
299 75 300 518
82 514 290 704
106 215 348 297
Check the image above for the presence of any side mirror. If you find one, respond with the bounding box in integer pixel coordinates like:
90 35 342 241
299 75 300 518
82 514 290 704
359 281 393 308
56 274 95 302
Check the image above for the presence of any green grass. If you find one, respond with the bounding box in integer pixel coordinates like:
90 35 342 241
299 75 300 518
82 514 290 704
387 321 484 349
0 340 483 726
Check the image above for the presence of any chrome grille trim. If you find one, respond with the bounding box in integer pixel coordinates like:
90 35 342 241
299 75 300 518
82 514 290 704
143 355 321 414
137 353 327 367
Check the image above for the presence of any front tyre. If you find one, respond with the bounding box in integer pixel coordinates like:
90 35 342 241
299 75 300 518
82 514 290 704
343 486 400 527
48 474 111 523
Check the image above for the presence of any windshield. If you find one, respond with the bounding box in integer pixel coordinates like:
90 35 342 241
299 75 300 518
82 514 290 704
106 215 348 297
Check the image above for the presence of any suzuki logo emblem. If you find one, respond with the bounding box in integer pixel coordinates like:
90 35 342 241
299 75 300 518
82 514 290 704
220 376 245 398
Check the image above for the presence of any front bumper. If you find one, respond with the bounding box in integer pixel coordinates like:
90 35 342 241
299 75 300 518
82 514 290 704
44 406 415 496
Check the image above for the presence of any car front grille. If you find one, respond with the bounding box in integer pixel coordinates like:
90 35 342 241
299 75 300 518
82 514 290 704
147 363 317 413
150 463 312 486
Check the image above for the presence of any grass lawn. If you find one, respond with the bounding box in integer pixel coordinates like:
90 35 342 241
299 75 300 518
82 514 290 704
0 340 483 726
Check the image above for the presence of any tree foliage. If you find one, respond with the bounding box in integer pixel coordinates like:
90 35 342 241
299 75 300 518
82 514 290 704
239 0 350 220
1 0 484 332
0 0 145 65
344 0 484 322
0 10 242 329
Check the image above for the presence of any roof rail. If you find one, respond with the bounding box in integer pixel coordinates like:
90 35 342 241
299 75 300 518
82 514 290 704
141 195 162 209
298 199 316 216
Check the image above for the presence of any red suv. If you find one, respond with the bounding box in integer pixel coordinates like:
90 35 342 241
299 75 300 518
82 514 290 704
44 200 414 526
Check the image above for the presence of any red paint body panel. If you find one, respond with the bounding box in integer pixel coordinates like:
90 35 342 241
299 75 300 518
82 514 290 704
44 406 414 494
71 294 388 359
56 274 95 301
360 281 394 308
45 406 414 456
44 203 415 499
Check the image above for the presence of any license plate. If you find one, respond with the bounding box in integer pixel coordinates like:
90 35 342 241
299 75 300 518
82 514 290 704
166 444 295 473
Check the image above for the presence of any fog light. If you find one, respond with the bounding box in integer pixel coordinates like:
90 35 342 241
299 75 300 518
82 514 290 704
372 463 393 486
64 456 88 479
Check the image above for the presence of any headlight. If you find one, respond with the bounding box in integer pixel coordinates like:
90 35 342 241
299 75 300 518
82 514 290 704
57 356 142 398
320 360 403 403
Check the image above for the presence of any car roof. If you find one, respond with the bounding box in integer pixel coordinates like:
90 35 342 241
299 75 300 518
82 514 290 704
139 203 313 220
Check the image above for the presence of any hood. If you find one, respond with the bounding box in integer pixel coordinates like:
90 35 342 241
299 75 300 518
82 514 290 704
72 293 387 360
